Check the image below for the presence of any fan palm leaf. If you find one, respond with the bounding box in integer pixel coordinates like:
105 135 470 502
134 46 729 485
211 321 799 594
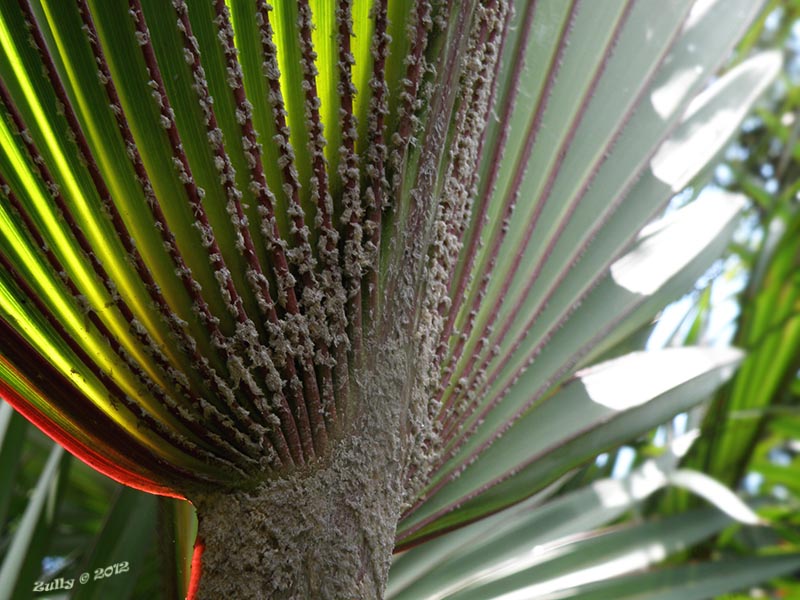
0 0 784 597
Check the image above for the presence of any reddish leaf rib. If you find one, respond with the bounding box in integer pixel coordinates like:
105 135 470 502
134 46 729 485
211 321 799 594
129 0 303 467
0 328 198 496
16 0 265 473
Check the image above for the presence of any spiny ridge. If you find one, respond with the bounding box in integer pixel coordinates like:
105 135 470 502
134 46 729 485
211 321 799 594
0 0 510 495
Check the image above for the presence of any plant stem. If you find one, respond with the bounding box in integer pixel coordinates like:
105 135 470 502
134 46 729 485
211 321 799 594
189 363 410 599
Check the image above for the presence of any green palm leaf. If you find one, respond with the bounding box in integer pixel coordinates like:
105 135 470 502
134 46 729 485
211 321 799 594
0 0 784 597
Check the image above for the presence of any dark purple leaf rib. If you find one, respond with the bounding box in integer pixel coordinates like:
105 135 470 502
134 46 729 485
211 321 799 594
392 0 432 173
440 0 634 441
437 0 532 366
336 0 365 381
437 0 580 431
292 0 352 425
212 0 330 451
0 316 211 492
363 0 389 320
16 0 266 472
455 0 686 437
173 0 321 462
128 0 302 467
75 0 281 470
0 79 225 468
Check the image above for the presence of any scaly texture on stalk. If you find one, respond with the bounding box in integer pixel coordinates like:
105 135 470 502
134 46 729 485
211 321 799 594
0 0 500 594
0 0 779 597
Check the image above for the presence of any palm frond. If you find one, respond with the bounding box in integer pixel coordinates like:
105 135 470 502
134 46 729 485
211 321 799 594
0 0 787 597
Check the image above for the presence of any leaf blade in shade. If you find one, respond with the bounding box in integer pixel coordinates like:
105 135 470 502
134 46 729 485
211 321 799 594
529 554 800 600
440 508 748 600
0 400 28 530
398 345 743 545
0 443 65 600
436 50 780 474
71 488 159 600
387 433 695 598
415 190 747 519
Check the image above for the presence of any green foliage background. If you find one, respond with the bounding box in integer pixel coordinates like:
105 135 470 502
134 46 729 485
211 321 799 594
4 1 800 599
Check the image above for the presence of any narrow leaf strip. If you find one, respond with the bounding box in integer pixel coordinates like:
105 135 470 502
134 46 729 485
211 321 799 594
0 443 63 600
129 0 303 466
399 347 742 545
75 0 276 466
